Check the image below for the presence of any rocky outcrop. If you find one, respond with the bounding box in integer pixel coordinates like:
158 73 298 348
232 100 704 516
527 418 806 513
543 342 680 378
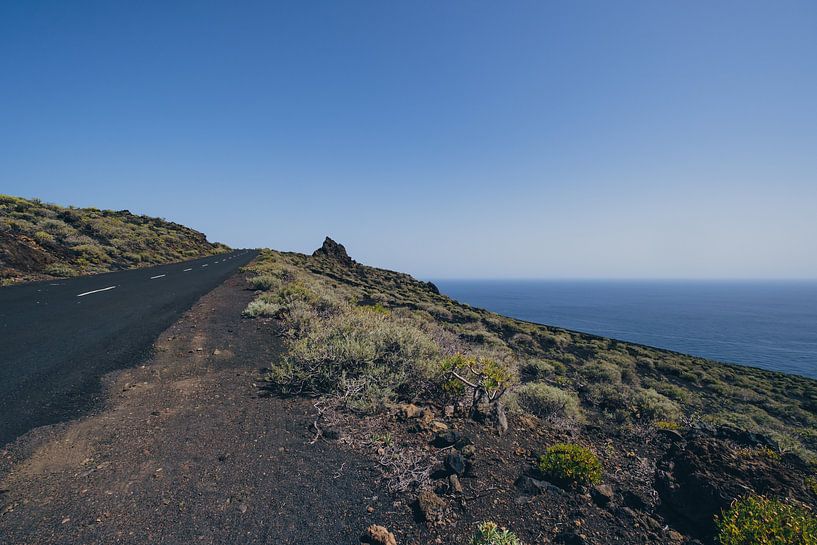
655 433 813 541
312 236 355 265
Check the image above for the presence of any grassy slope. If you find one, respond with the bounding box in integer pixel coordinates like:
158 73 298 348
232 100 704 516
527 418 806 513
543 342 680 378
0 195 230 285
246 248 817 462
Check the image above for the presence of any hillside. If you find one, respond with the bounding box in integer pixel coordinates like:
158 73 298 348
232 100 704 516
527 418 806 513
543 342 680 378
0 195 229 285
241 238 817 544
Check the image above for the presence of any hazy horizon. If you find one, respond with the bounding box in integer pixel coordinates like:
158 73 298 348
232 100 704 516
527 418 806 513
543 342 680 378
3 2 816 279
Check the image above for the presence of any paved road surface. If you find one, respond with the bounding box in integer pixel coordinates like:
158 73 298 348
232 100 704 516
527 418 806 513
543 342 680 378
0 250 258 446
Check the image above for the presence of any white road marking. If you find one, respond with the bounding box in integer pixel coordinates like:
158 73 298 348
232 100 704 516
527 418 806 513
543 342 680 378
150 274 166 279
202 264 208 267
183 268 193 272
77 286 116 297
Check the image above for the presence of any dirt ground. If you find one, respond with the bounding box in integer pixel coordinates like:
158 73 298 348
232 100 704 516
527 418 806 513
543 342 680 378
0 273 395 545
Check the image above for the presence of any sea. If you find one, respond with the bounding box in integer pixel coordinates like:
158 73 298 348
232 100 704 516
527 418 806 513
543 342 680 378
432 280 817 380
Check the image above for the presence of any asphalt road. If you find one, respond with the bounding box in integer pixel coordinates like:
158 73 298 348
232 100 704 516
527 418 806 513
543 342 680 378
0 249 258 447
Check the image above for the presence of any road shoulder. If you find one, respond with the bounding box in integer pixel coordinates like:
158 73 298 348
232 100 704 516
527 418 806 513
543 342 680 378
1 271 390 545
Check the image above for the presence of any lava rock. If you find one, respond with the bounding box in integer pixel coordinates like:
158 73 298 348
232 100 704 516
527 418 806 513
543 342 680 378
655 435 811 542
312 237 355 265
415 490 446 524
514 475 565 497
431 431 462 448
361 524 397 545
656 428 685 443
454 436 473 451
590 484 614 507
448 474 463 494
444 453 466 476
621 489 650 511
323 428 341 440
473 401 508 434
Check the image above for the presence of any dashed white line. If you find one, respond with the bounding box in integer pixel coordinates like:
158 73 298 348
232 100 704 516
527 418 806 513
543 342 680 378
202 264 208 267
150 274 166 279
77 286 117 297
183 268 193 272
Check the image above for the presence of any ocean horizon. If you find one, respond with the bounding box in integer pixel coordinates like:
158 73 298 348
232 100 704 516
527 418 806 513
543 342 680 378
433 279 817 380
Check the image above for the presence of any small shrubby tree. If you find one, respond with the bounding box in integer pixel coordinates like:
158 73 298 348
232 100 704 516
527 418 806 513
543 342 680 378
440 353 514 410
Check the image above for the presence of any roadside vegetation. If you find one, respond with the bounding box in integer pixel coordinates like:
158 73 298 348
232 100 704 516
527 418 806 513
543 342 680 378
243 241 817 544
245 246 817 461
0 194 229 284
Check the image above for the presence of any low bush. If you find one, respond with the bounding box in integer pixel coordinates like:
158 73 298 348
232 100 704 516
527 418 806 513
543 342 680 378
537 443 602 486
514 383 582 423
519 359 555 381
580 361 622 384
42 262 77 276
266 305 440 410
248 274 280 291
716 495 817 545
654 420 680 430
33 230 54 244
585 383 631 413
634 388 682 422
243 298 282 318
472 521 524 545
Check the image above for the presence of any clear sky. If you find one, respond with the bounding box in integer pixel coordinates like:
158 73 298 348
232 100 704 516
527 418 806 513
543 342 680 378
2 1 816 279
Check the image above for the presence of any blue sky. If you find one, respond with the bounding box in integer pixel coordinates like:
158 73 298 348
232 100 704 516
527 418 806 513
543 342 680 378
2 1 816 279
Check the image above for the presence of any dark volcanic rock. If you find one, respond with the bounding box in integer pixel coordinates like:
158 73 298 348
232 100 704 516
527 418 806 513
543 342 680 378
444 453 466 476
515 475 566 497
415 489 446 524
655 435 811 541
431 431 462 448
590 484 614 507
473 401 508 434
312 236 355 265
621 489 650 511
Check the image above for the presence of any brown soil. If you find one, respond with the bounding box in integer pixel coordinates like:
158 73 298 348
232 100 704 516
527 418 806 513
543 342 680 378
0 273 393 545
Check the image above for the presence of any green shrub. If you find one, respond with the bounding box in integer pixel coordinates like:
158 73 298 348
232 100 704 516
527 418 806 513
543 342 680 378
33 230 54 244
655 420 681 430
537 443 602 486
514 383 582 423
634 388 682 421
248 274 280 291
580 361 622 384
585 383 631 412
243 298 282 318
519 359 555 381
43 263 79 277
267 305 440 410
716 495 817 545
472 521 524 545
